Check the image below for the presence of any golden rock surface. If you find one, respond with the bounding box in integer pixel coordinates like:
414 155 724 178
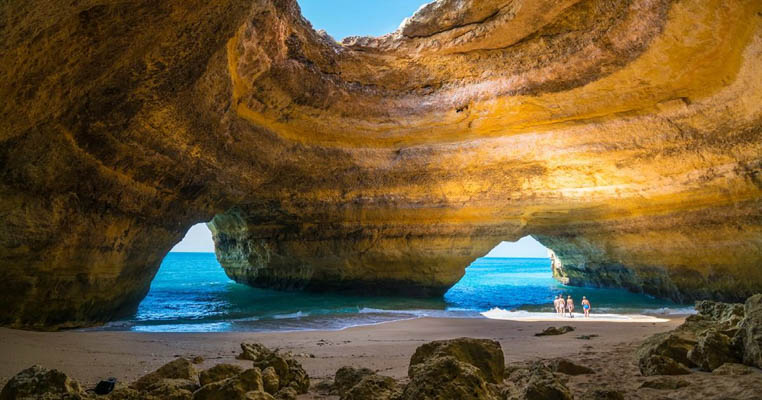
1 0 761 328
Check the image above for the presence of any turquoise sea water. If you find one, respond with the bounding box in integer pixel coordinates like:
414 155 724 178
105 253 688 332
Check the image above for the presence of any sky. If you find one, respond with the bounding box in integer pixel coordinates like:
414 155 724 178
171 2 550 258
171 223 548 258
170 223 216 253
297 0 431 40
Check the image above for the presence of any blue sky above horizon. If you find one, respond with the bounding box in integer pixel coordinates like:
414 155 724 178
171 223 549 258
297 0 431 40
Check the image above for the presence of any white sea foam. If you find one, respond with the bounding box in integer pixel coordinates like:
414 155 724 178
480 308 671 323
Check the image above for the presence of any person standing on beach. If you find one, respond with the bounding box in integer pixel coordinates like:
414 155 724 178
553 295 560 314
582 296 591 318
566 295 574 317
558 295 566 315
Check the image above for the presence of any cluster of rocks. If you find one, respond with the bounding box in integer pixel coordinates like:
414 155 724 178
319 337 597 400
637 294 762 375
0 343 308 400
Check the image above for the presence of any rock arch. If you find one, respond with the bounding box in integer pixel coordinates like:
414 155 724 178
1 0 761 329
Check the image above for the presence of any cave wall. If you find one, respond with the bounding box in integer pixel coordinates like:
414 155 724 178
1 0 761 328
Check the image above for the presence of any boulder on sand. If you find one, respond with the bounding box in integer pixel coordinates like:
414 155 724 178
535 326 575 336
639 355 691 376
408 337 505 384
238 343 309 394
544 358 594 375
505 363 573 400
192 368 264 400
636 331 696 375
132 357 198 391
199 364 244 387
0 365 82 400
333 366 375 396
341 374 401 400
402 337 506 400
402 355 498 400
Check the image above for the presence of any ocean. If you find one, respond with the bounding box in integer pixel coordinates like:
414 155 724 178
103 253 689 332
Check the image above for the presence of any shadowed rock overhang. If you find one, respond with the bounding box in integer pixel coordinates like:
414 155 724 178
1 0 761 329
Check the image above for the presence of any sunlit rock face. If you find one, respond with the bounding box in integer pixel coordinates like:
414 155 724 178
1 0 761 328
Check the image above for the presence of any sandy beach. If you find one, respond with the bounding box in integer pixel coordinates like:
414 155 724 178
4 314 762 399
1 316 681 387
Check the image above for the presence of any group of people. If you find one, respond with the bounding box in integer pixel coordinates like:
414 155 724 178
554 295 591 318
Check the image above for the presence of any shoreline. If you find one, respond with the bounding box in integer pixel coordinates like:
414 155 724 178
1 316 685 389
91 306 691 333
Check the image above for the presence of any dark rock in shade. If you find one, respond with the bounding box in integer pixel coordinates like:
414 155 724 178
737 294 762 368
639 355 692 376
95 377 117 395
192 356 205 364
142 379 196 400
515 363 573 400
102 386 143 399
0 365 83 400
636 331 696 375
341 374 401 400
639 377 691 390
408 337 505 383
273 386 297 400
199 364 244 387
711 362 758 375
246 392 276 400
580 389 625 400
687 328 739 371
545 358 594 375
334 366 376 396
402 356 498 400
191 368 264 400
313 379 334 394
132 358 197 391
535 326 575 336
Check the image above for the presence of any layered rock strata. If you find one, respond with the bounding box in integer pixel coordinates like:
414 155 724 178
1 0 761 328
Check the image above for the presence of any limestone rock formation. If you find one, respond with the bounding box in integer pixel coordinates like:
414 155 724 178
192 368 264 400
0 365 83 400
199 364 244 387
333 366 376 396
2 0 762 328
504 363 573 400
236 342 309 394
638 297 762 374
403 337 505 400
408 337 505 384
737 294 762 368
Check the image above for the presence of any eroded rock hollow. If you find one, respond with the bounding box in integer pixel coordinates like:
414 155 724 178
1 0 761 329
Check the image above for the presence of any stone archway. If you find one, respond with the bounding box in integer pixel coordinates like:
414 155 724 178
1 0 761 329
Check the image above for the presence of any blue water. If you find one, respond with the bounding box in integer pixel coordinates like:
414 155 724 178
105 253 686 332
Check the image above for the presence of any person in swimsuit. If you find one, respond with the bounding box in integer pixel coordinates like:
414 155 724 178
582 296 591 318
558 295 565 315
553 295 561 314
566 296 574 317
